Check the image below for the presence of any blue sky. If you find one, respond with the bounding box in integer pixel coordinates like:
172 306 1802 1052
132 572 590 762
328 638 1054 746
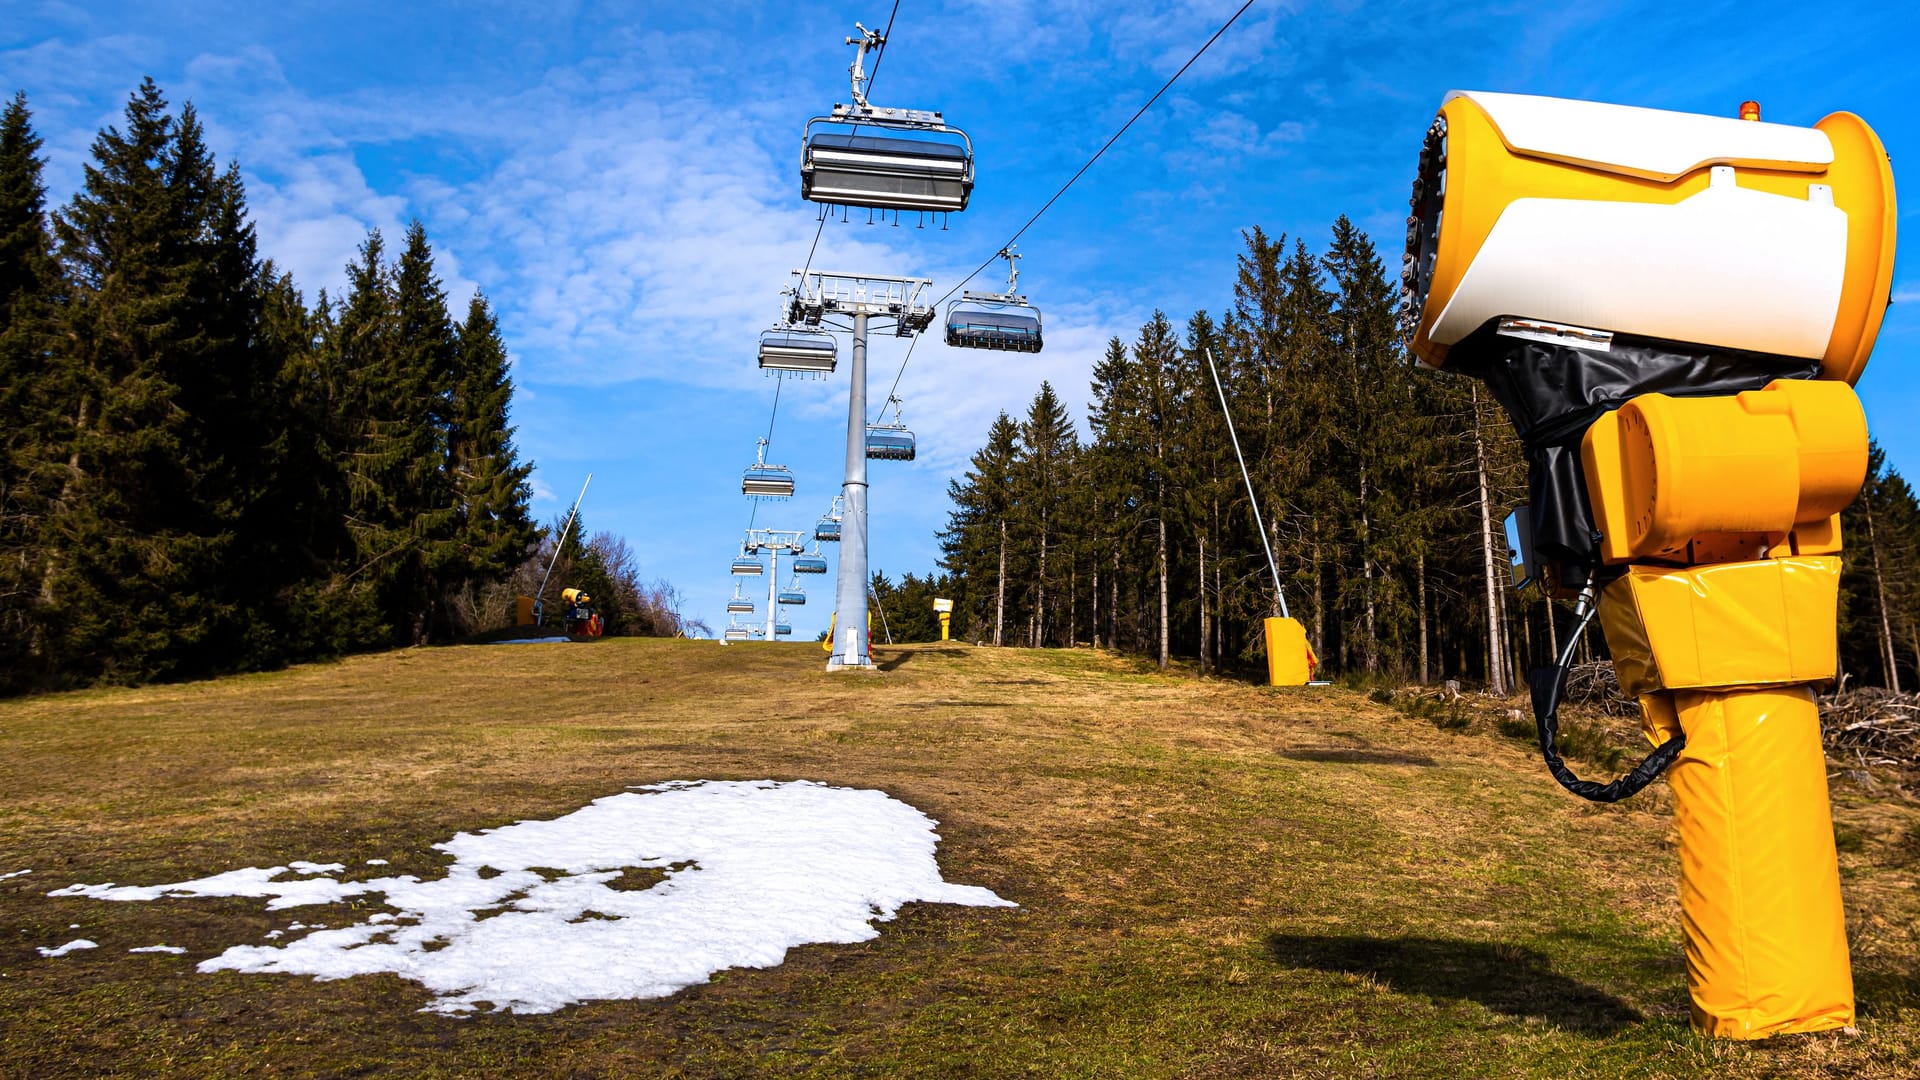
6 0 1919 638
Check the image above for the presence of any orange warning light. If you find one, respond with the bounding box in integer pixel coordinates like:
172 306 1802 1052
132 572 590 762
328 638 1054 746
1740 100 1762 121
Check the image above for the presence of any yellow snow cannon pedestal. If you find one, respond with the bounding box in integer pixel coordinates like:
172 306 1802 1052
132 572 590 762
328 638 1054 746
1399 88 1896 1039
1600 558 1854 1036
1584 380 1865 1036
1263 617 1315 686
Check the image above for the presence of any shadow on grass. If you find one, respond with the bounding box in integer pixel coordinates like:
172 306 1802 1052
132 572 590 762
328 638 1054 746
1857 966 1920 1018
874 647 969 672
1264 933 1642 1036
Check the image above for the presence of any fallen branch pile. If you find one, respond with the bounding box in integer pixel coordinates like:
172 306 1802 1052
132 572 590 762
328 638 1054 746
1820 687 1920 771
1559 662 1638 717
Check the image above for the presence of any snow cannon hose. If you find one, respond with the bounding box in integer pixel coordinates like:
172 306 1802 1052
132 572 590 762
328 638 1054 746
1528 590 1683 803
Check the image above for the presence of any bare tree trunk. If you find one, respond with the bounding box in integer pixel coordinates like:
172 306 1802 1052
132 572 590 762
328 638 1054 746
1156 513 1170 670
994 519 1007 648
1111 547 1120 651
1544 591 1559 667
1311 541 1325 659
1214 561 1224 668
1092 562 1100 649
1034 515 1049 648
1069 563 1077 647
1473 386 1508 695
1866 503 1901 691
1360 464 1377 673
1198 534 1209 673
1417 552 1429 683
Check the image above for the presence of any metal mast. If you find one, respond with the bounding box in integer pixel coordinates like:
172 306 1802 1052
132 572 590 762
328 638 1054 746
1205 348 1289 618
533 473 592 627
788 270 934 670
742 528 806 641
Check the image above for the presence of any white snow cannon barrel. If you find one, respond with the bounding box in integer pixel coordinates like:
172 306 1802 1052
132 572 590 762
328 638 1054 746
1400 90 1896 595
1403 91 1895 381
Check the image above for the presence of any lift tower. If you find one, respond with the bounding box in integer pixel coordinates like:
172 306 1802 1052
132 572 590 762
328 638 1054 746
787 270 935 670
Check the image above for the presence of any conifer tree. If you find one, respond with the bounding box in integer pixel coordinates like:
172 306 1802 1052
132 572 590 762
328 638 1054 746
0 92 59 687
939 412 1021 644
43 79 265 681
1012 381 1078 647
449 291 537 597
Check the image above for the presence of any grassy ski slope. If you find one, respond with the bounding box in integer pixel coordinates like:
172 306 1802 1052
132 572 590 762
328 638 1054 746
2 638 1917 1077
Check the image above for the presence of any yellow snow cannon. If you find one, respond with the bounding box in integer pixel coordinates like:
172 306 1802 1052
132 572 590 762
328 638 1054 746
1401 91 1896 1040
560 587 603 637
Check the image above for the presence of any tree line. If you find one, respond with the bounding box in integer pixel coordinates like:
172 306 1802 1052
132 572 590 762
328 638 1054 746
0 82 683 695
940 217 1920 691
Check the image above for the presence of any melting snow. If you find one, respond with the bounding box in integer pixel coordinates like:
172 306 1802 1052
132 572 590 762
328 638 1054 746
49 780 1013 1014
1 869 31 880
130 945 187 954
38 939 96 957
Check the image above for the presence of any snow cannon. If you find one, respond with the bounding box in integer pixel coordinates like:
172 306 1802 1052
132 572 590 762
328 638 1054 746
1263 617 1315 686
560 587 603 637
1401 91 1896 1040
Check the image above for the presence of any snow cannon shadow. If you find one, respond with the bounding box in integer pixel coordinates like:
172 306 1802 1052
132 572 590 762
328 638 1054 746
1263 933 1642 1036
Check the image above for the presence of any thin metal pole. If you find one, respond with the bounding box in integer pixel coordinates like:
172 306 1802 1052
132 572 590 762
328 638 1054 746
869 584 894 644
533 473 593 625
1204 348 1288 618
830 313 873 668
766 545 779 641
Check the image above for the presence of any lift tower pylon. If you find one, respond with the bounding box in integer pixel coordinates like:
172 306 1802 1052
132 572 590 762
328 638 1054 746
786 270 935 670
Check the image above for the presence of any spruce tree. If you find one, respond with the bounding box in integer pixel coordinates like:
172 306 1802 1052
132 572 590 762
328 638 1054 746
1011 382 1078 647
939 412 1021 645
44 79 253 682
449 291 536 598
0 91 59 688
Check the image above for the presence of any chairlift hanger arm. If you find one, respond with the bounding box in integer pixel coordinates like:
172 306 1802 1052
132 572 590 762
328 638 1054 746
846 21 884 110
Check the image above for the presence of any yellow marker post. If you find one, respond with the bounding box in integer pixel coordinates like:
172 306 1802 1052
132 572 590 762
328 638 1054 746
933 597 953 641
1401 89 1896 1037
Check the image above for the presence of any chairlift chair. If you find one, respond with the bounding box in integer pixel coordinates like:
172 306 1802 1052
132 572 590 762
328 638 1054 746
773 622 794 637
815 496 844 542
726 587 756 614
758 326 838 375
800 24 974 215
731 555 764 576
865 395 916 462
777 582 807 606
793 551 830 574
946 247 1042 353
742 437 796 498
723 625 754 642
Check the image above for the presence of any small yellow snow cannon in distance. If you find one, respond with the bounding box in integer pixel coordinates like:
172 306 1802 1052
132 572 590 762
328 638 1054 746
1402 90 1895 1039
560 587 603 638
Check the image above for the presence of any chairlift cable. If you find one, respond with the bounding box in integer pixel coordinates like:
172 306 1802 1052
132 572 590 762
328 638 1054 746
874 0 1257 416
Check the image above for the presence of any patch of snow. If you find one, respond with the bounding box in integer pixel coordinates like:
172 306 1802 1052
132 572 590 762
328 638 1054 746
130 945 187 954
366 859 389 866
286 862 344 875
37 939 96 957
264 930 283 939
0 869 30 880
50 780 1013 1014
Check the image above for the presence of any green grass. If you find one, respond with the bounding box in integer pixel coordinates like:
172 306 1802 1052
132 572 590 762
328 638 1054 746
2 639 1916 1077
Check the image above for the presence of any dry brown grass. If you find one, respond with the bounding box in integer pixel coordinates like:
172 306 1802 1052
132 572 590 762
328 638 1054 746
2 638 1917 1077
